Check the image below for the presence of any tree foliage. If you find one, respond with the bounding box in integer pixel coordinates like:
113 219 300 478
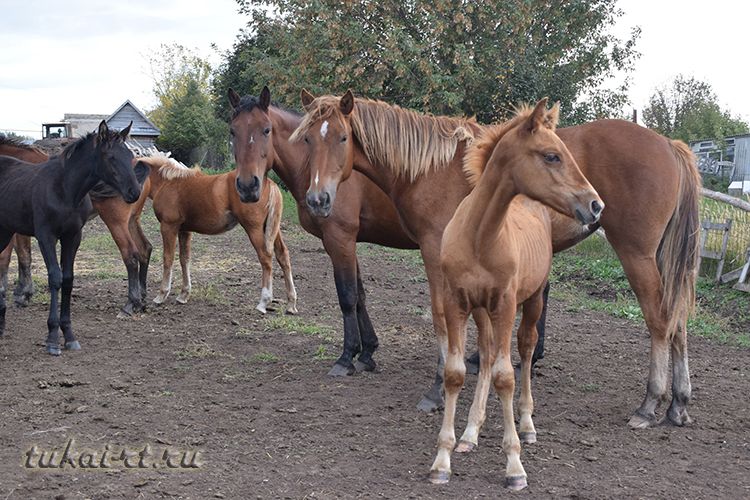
643 75 749 144
214 0 640 125
147 44 229 166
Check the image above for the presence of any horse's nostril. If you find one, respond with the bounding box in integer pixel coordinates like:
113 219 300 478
591 200 603 215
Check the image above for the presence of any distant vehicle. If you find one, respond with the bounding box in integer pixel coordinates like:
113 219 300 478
41 122 72 139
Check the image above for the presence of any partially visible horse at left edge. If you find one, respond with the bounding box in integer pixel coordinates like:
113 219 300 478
0 121 147 355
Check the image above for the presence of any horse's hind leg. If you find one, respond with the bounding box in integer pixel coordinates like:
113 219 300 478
131 216 152 304
102 213 143 317
615 251 673 428
273 231 297 315
13 235 34 307
176 231 192 304
154 223 178 304
667 322 692 426
0 233 13 336
59 231 82 351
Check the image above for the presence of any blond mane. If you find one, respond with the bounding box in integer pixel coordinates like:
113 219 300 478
291 96 477 182
462 103 558 187
137 151 201 180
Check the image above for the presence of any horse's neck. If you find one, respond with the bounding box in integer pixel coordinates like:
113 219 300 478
62 147 99 206
269 108 310 202
146 166 166 198
351 141 397 196
464 158 517 254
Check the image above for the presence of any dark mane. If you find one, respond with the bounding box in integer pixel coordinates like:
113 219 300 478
0 135 38 151
232 95 301 119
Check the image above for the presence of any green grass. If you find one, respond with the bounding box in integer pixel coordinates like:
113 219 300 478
252 352 279 362
551 234 750 347
699 196 750 270
264 312 334 342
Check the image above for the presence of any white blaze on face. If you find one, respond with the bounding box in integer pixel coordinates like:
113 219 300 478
249 135 255 144
320 120 329 138
314 170 320 187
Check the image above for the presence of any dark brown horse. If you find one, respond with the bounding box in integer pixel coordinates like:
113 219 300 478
294 91 700 429
0 137 46 309
0 122 147 354
0 137 153 317
228 87 418 375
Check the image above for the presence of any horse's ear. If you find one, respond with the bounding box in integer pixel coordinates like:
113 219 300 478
526 97 549 133
119 121 132 139
340 89 354 116
259 85 271 111
228 88 241 109
300 88 315 110
97 120 109 143
545 101 561 131
134 160 150 185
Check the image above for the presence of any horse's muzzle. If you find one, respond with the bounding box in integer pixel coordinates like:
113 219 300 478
236 176 261 203
123 186 141 204
575 199 604 225
306 190 332 218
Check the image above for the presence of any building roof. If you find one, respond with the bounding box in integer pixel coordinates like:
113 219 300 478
106 100 160 137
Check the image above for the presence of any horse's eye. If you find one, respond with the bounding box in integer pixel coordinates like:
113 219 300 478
544 153 560 163
263 127 271 136
304 136 309 144
340 135 347 143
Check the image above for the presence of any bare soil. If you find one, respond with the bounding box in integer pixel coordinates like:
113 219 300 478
0 208 748 499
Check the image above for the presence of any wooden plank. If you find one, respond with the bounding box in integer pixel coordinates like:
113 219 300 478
701 188 750 212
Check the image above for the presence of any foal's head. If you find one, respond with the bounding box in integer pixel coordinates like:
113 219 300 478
480 99 603 224
228 86 274 203
78 121 144 203
289 89 356 217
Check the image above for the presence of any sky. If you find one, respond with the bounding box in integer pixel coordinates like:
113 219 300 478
1 0 748 139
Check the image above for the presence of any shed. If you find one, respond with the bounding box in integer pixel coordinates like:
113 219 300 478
105 100 160 150
690 134 750 195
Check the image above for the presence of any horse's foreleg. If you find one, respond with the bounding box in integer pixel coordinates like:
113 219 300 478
429 299 469 484
456 309 493 452
354 261 378 372
131 216 152 303
153 224 178 305
36 232 62 355
417 242 449 413
13 235 34 307
103 215 143 317
246 226 273 314
517 290 544 444
617 253 673 428
59 232 82 351
176 231 192 304
273 232 297 315
491 303 527 491
0 233 13 336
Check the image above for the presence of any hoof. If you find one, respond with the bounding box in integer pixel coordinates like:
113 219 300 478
46 344 62 356
285 305 298 315
153 294 167 305
353 358 376 373
428 470 451 485
455 440 476 453
255 303 268 314
505 475 528 491
176 295 189 305
519 432 537 444
14 296 31 308
667 406 693 427
65 340 81 351
628 412 657 429
416 396 443 413
327 363 356 377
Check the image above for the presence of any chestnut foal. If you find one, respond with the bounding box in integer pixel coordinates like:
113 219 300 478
430 99 602 489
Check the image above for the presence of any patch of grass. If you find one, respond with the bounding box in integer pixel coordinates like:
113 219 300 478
190 282 229 305
279 188 300 226
551 234 750 347
175 340 218 359
312 344 337 361
264 313 334 342
252 352 279 362
581 383 601 393
235 328 254 338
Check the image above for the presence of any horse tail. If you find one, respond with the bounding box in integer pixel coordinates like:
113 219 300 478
658 139 701 338
264 181 282 256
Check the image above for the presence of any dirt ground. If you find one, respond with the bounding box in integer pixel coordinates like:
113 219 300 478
0 205 748 499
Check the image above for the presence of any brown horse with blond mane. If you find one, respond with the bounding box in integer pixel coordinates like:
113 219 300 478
137 152 297 315
430 99 602 489
293 89 700 429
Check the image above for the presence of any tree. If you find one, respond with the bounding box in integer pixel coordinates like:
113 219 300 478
147 44 229 166
214 0 640 125
643 75 749 144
